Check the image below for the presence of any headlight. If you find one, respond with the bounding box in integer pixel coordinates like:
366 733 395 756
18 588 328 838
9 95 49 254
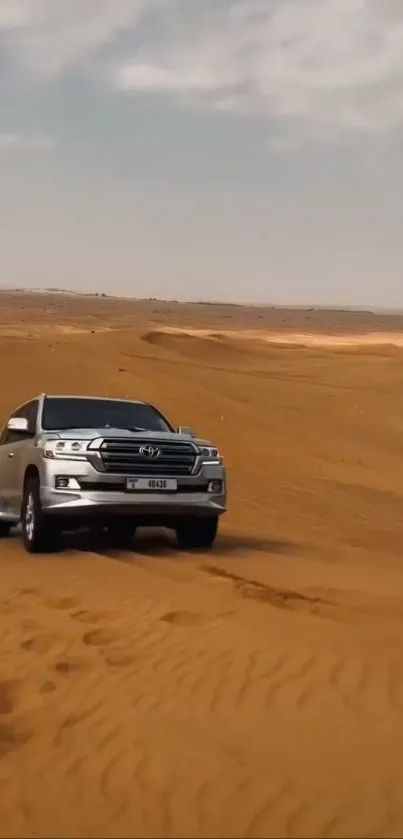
42 439 90 460
198 446 222 462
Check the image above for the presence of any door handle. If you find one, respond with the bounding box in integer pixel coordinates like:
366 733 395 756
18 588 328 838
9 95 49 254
8 452 14 458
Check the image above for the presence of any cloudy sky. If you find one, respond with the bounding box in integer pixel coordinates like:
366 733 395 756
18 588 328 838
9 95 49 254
0 0 402 307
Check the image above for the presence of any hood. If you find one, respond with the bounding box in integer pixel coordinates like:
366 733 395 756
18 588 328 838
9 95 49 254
43 427 213 448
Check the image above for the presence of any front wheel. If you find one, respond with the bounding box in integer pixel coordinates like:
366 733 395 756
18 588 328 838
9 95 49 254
21 477 61 554
176 516 218 550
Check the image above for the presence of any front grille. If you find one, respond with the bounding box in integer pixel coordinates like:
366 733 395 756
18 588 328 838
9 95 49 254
100 439 197 476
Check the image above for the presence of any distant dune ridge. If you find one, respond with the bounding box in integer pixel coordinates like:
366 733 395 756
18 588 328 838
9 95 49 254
143 325 403 349
1 292 403 837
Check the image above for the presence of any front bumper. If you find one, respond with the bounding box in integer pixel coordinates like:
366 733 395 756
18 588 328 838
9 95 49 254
40 460 226 521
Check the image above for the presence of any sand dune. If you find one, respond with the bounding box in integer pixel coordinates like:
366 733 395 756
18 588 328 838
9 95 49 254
1 295 403 837
150 325 403 349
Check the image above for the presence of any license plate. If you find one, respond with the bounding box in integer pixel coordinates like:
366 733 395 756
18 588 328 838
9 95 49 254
126 477 178 492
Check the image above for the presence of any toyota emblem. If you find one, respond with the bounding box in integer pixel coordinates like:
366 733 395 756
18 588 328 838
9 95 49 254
139 444 161 459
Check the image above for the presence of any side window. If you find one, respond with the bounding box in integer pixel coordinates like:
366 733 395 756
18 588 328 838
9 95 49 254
0 408 19 446
0 418 12 446
0 403 37 446
25 401 38 436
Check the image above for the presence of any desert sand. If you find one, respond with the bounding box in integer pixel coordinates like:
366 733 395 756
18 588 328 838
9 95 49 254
2 292 403 837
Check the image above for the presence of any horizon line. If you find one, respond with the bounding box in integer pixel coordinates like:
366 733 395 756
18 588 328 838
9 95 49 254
0 285 403 317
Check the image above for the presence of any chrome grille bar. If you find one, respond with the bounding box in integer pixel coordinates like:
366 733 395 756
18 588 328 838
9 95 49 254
100 438 197 476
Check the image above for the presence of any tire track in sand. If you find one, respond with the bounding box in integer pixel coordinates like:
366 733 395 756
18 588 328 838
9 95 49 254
3 549 403 838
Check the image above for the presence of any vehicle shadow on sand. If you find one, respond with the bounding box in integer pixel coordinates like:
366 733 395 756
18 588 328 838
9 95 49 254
61 528 300 559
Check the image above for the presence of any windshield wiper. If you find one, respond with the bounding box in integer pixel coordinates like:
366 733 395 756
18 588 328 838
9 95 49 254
48 425 153 433
110 426 149 433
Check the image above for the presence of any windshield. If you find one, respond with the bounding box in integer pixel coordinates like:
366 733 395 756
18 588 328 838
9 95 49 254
41 397 173 433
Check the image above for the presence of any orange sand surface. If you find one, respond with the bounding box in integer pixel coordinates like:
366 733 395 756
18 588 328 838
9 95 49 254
1 293 403 838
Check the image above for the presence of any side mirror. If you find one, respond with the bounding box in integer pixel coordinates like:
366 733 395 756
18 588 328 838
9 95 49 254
7 417 29 433
178 425 196 438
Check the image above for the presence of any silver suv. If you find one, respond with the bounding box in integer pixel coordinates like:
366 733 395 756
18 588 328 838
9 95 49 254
0 394 226 553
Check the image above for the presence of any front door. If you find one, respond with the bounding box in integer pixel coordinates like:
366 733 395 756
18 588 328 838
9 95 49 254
0 423 20 520
0 400 39 520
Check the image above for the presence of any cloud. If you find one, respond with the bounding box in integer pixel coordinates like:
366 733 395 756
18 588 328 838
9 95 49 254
1 1 403 141
0 133 56 152
0 0 146 81
115 0 403 141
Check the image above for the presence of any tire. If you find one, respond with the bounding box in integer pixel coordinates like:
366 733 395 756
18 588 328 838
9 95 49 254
21 477 61 554
176 516 218 550
104 520 137 549
0 521 11 538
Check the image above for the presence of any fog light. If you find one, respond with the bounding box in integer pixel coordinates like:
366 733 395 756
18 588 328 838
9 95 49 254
55 476 81 490
208 480 222 493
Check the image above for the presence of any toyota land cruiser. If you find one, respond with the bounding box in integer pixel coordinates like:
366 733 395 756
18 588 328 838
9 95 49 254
0 394 226 553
